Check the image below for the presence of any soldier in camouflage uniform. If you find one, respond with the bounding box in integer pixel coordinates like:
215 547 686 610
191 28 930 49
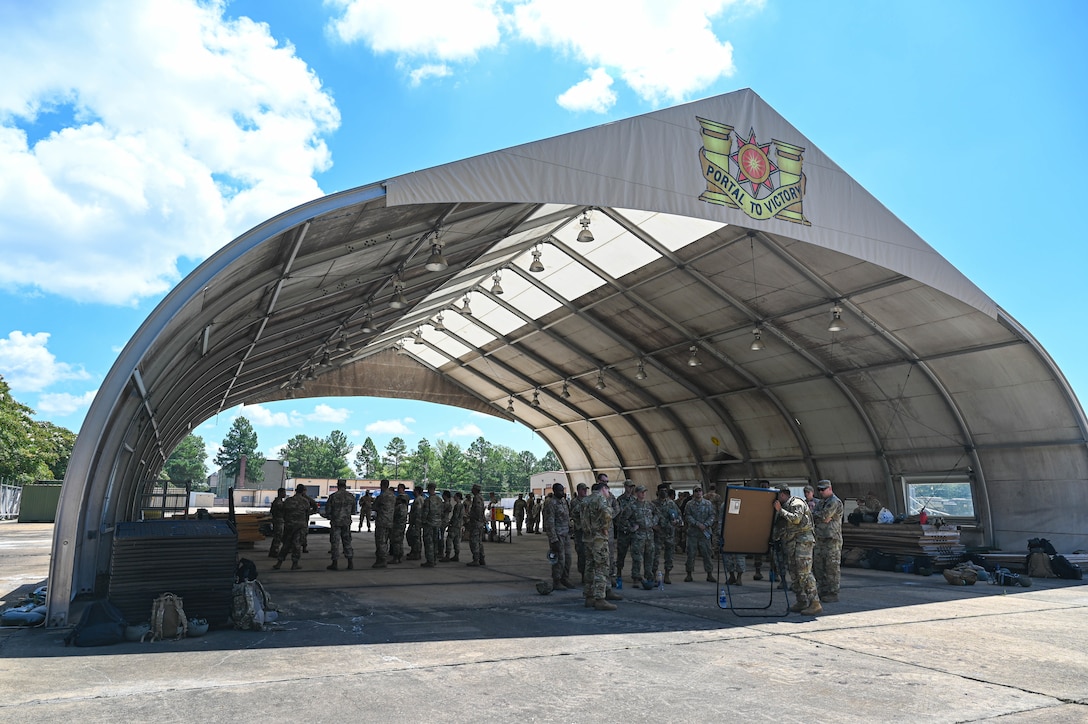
391 495 408 563
443 491 464 562
371 479 395 568
543 482 574 589
357 490 373 532
268 487 286 559
324 479 357 570
652 483 680 584
466 484 487 566
773 483 822 615
812 479 844 602
420 482 445 567
628 485 659 588
513 493 527 535
582 481 622 610
612 481 637 582
406 485 424 560
273 484 318 570
683 487 717 582
569 483 589 583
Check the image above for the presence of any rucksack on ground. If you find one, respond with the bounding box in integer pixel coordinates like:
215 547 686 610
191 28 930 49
142 592 187 641
1050 554 1084 580
1025 550 1056 578
1028 538 1057 556
231 579 278 630
236 557 258 583
64 599 127 647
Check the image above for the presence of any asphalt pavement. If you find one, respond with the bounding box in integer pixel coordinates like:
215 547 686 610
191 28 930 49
1 519 1087 723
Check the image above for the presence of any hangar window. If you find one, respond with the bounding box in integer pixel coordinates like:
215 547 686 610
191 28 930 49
900 473 975 518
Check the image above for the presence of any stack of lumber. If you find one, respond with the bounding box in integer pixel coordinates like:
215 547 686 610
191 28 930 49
842 522 965 564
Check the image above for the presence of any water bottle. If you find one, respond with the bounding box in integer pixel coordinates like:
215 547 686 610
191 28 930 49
616 576 622 590
769 569 776 582
718 586 728 607
656 570 664 590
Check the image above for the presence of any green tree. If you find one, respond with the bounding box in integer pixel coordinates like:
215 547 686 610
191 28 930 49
164 433 208 485
403 438 436 484
281 431 353 478
354 436 380 478
326 430 353 477
384 436 408 478
433 439 469 489
465 436 493 488
34 420 77 481
0 375 75 484
214 417 265 486
539 450 560 472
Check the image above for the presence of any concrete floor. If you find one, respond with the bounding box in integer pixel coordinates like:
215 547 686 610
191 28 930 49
1 520 1087 723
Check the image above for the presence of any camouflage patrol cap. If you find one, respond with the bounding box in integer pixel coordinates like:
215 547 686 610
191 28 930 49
775 483 791 493
817 480 832 490
634 485 647 493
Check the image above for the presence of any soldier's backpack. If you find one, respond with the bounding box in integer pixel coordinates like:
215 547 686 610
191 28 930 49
1050 554 1084 580
1025 550 1056 578
231 579 277 630
64 599 127 647
235 557 258 583
142 592 187 641
1027 538 1057 555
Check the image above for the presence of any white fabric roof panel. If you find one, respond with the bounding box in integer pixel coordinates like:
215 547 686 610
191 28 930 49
47 90 1088 629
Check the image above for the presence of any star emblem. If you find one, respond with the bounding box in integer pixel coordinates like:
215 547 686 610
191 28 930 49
730 129 778 195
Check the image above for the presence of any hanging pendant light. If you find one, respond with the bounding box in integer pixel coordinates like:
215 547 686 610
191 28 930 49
507 396 515 413
529 245 545 273
635 359 647 380
576 211 594 243
490 270 504 295
424 236 448 272
360 309 376 334
413 328 424 345
595 369 606 390
750 328 765 351
561 380 571 399
687 345 701 367
389 276 408 310
461 293 473 316
531 388 540 407
336 334 350 352
828 304 846 332
319 350 332 367
433 312 446 332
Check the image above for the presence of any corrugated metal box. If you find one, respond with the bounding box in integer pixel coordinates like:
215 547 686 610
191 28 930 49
17 482 62 523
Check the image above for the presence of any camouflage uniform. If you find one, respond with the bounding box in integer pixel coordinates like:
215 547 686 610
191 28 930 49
525 495 536 533
612 487 636 580
569 491 587 581
719 500 746 581
684 493 717 579
325 486 357 566
357 492 373 531
275 489 318 568
372 487 395 566
299 491 317 553
391 497 408 562
421 488 446 566
628 494 659 585
531 496 543 533
268 493 286 558
513 495 527 535
406 490 424 560
543 491 573 586
466 489 486 565
652 494 681 580
812 491 844 599
581 489 613 602
445 495 464 562
774 493 820 610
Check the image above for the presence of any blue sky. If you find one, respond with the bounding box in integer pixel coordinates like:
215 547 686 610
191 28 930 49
1 0 1086 469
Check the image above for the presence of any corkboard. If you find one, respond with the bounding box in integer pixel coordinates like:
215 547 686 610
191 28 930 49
720 486 777 554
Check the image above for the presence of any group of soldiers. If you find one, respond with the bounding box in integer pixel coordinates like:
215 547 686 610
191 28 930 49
266 475 845 618
512 492 545 535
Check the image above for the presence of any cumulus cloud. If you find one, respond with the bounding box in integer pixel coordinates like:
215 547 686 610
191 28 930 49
36 389 99 417
0 331 92 392
325 0 747 107
0 0 339 305
448 423 483 437
556 68 616 113
238 403 292 427
305 403 351 423
365 418 414 434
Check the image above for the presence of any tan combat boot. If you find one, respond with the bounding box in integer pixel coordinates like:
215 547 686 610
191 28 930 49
593 598 618 611
604 589 623 601
801 600 823 616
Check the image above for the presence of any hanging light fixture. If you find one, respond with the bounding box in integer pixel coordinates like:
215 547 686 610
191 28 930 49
529 244 545 273
576 210 594 243
490 270 503 295
424 235 448 272
413 328 424 345
336 334 350 352
389 276 408 310
304 366 316 381
360 307 376 334
319 350 332 367
635 358 647 380
291 376 304 390
561 380 571 399
750 327 765 352
595 369 606 390
687 345 702 367
461 293 473 316
394 340 408 355
433 312 446 331
531 388 540 407
507 396 515 413
828 304 846 333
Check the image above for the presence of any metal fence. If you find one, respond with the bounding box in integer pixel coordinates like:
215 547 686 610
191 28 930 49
0 482 21 520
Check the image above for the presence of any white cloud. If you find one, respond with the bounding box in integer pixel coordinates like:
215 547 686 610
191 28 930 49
448 423 483 437
327 0 503 61
305 403 351 423
36 389 98 416
0 331 92 392
0 0 339 305
326 1 748 106
365 418 413 434
238 403 292 427
556 68 616 113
